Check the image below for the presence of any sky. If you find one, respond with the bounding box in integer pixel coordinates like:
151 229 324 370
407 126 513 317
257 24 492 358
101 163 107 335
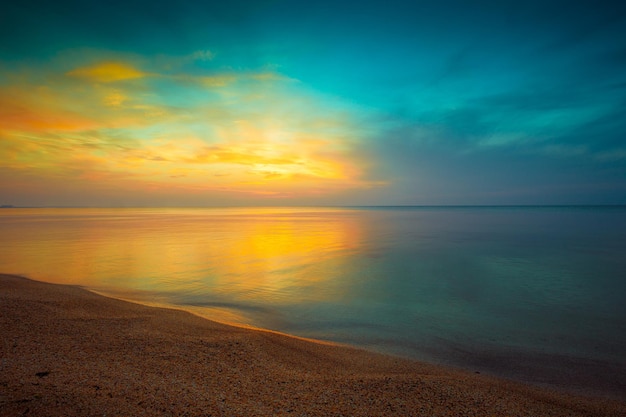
1 0 625 206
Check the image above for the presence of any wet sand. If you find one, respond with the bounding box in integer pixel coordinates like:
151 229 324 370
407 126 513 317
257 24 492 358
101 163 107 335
1 274 624 416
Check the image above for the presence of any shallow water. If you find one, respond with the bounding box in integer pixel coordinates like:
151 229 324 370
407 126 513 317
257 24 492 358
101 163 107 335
2 206 626 394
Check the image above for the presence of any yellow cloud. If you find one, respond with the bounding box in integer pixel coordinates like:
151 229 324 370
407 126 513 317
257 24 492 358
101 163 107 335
171 71 291 89
250 72 291 82
199 74 238 87
67 61 148 83
103 91 127 107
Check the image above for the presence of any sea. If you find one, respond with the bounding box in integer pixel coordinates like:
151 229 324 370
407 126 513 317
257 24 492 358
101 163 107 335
2 206 625 396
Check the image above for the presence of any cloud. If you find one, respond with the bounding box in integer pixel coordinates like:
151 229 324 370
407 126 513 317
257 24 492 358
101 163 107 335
67 61 148 83
170 70 294 88
595 149 626 162
0 51 385 205
190 50 215 61
103 91 127 107
198 74 238 87
250 72 293 82
0 86 100 133
187 145 300 167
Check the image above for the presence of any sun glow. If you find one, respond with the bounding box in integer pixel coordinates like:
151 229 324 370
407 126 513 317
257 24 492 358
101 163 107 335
0 55 382 204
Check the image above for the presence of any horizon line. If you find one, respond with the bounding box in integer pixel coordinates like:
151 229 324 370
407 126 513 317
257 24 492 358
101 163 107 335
2 204 626 209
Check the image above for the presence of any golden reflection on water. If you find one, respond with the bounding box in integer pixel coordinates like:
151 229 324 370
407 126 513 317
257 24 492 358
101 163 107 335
209 217 359 300
0 208 364 318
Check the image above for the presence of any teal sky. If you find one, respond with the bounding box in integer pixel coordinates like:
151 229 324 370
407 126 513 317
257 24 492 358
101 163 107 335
1 0 626 206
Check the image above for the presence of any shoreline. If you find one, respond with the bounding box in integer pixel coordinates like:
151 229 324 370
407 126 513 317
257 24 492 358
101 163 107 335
2 273 624 416
89 281 626 401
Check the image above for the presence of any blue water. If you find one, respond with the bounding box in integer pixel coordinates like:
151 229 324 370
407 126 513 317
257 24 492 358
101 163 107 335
2 206 625 395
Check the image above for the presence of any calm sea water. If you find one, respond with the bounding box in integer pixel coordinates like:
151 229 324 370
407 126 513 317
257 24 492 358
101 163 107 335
2 206 626 395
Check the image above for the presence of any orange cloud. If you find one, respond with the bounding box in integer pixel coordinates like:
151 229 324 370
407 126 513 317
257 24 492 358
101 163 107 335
0 88 99 133
187 145 301 167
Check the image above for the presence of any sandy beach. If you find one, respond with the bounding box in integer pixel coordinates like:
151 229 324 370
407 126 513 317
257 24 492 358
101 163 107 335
1 274 624 416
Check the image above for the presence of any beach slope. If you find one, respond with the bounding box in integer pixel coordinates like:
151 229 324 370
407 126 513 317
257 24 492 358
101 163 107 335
1 274 623 416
